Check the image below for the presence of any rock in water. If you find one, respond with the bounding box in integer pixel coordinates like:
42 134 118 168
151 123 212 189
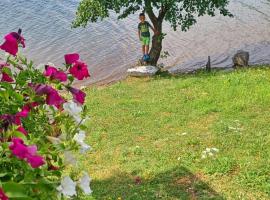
233 50 249 67
127 66 159 77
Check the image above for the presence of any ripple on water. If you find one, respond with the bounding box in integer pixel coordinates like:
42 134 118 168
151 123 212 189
0 0 269 84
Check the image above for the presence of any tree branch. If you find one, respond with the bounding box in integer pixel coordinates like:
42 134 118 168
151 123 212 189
144 0 158 26
158 3 168 21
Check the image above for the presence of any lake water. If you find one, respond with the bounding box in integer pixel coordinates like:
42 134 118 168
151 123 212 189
0 0 270 85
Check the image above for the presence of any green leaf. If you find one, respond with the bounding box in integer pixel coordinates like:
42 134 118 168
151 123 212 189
0 173 8 178
12 92 24 102
2 67 12 76
68 75 75 83
2 182 30 198
12 131 28 141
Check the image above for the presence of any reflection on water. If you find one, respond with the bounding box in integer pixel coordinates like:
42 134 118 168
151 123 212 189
0 0 269 84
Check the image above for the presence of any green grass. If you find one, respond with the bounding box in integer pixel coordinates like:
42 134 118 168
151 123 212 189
81 67 270 199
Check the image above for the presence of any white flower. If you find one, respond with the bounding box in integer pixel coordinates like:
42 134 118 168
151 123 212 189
57 176 77 197
73 131 85 143
47 62 56 67
73 116 82 124
212 148 219 152
73 131 91 153
36 63 45 72
4 53 9 58
58 134 67 140
201 147 219 159
63 101 83 123
181 132 187 136
80 86 86 90
63 101 82 115
78 172 92 195
64 151 77 165
80 142 91 153
46 136 61 145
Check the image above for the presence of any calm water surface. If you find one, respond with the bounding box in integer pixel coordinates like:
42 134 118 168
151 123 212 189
0 0 270 84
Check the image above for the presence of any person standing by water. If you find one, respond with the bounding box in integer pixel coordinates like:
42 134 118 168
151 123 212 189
138 13 157 62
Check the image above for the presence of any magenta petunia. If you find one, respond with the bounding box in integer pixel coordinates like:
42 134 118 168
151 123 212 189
44 66 67 82
46 89 65 108
0 34 18 56
27 155 45 168
34 85 65 108
0 30 25 56
0 188 9 200
52 71 67 82
9 138 29 159
44 66 57 76
16 106 31 118
17 126 28 135
9 137 45 168
0 114 23 132
34 84 51 95
65 53 80 65
69 61 90 80
68 87 86 105
15 102 39 122
1 72 14 82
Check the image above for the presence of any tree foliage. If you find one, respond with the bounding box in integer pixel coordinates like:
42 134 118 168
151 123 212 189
73 0 232 31
73 0 232 65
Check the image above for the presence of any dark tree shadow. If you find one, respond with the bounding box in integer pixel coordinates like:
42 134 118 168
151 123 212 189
91 167 224 200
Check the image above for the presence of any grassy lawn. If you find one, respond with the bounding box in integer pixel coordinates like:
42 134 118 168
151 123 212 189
81 67 270 200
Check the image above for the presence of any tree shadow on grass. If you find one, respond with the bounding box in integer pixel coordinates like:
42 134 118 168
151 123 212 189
91 167 224 200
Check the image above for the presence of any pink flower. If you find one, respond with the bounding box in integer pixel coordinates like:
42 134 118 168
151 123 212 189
0 188 8 200
16 105 31 118
68 87 86 105
1 72 14 82
17 126 28 135
35 85 65 108
9 138 29 159
1 103 39 135
0 29 25 56
44 65 67 82
27 155 45 168
65 53 80 65
34 84 51 94
0 64 13 82
53 71 68 82
43 66 57 76
13 102 39 135
9 138 45 168
0 114 22 131
0 109 30 135
69 61 90 80
46 89 65 108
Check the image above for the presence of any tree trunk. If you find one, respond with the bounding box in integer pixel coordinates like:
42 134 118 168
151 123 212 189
145 1 166 66
149 22 162 66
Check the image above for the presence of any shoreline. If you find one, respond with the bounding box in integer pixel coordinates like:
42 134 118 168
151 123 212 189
83 64 270 88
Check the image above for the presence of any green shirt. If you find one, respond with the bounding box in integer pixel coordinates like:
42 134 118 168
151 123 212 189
138 21 151 37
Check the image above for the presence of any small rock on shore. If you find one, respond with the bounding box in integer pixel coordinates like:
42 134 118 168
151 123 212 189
127 66 159 77
233 50 249 67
